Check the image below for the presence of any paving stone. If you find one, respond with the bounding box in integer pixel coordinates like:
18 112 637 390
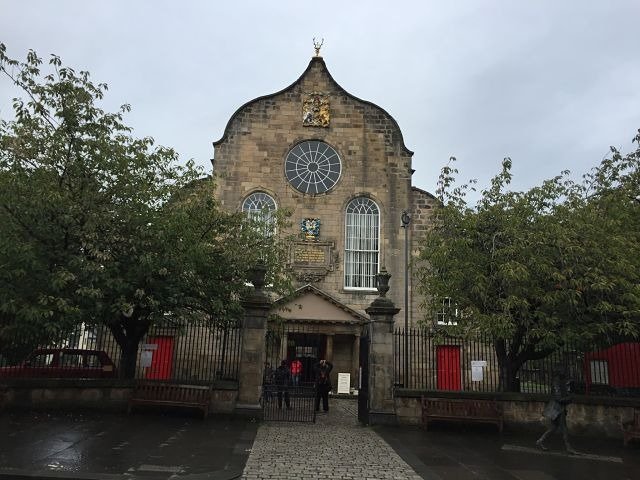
241 399 422 480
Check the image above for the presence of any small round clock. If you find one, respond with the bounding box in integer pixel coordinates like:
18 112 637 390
284 140 341 194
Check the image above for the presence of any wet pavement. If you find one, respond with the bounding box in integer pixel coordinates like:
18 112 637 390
0 399 639 479
0 410 256 479
377 420 640 480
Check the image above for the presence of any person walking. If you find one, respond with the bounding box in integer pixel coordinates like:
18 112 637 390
313 359 333 413
536 365 578 454
274 360 291 409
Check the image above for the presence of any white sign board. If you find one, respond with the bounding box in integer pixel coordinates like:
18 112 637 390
140 350 153 368
337 373 351 394
471 360 487 382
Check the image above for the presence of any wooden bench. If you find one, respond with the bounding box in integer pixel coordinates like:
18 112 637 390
128 382 212 418
622 409 640 446
421 397 504 432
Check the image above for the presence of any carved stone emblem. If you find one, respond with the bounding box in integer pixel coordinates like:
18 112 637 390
302 93 330 127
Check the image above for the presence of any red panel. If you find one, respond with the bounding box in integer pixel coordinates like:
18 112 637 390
584 342 640 389
146 336 174 380
437 346 461 391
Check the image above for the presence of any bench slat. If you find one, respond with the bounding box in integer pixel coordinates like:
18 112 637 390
129 383 212 418
421 397 503 433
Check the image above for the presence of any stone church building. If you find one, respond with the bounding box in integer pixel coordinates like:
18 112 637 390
211 51 437 389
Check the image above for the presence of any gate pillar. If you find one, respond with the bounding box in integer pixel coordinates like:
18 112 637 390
365 269 400 425
235 264 271 418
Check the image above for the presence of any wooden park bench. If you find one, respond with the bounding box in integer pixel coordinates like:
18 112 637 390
421 397 504 432
128 382 212 418
622 409 640 446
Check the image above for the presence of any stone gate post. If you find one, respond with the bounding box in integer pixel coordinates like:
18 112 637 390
365 269 400 425
235 264 270 418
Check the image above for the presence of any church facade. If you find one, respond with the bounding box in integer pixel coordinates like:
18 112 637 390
212 53 437 389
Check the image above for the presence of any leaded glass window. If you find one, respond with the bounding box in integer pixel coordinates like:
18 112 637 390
436 297 458 326
344 197 380 289
242 192 277 234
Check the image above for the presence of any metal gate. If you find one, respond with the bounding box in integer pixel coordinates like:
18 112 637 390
261 384 316 422
262 324 324 423
358 326 370 425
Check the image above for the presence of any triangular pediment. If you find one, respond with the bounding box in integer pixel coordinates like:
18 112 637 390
272 285 367 324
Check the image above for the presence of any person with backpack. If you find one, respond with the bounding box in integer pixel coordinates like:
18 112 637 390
313 359 333 413
536 365 578 454
274 360 291 409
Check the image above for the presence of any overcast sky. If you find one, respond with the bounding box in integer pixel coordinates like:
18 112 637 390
1 0 639 201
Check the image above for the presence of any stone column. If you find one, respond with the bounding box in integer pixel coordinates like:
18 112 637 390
365 269 400 425
235 264 270 418
326 334 334 362
352 333 360 391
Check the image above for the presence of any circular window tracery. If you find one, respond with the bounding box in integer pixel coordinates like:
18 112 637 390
284 140 341 194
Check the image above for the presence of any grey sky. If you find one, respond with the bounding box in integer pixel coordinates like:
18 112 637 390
1 0 639 201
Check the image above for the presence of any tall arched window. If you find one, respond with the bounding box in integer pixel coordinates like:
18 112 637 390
242 192 277 235
344 197 380 289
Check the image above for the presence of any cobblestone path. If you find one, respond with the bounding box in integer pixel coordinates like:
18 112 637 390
241 398 423 480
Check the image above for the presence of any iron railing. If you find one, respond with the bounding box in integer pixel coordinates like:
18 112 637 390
0 320 242 384
393 328 640 397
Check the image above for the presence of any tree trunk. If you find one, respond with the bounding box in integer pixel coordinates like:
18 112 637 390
218 326 229 380
107 311 151 380
498 360 521 392
495 339 522 392
119 343 140 379
495 335 554 392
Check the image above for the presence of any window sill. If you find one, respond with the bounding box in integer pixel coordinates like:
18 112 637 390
343 288 378 295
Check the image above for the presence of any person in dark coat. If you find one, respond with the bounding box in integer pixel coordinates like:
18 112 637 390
313 359 333 413
536 365 578 454
274 360 291 409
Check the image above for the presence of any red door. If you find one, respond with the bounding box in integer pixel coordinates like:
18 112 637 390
437 345 461 391
146 336 174 380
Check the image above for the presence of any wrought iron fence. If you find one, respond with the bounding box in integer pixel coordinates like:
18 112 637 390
0 320 242 384
393 328 640 398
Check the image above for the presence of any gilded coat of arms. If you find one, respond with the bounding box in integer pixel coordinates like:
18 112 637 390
302 93 330 127
300 218 321 239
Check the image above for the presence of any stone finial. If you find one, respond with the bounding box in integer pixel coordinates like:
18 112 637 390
367 269 399 315
248 262 267 291
375 268 391 297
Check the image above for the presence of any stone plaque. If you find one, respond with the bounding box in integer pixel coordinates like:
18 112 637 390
289 241 336 283
294 245 326 264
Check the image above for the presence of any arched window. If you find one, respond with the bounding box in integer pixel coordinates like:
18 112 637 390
344 197 380 289
242 192 277 234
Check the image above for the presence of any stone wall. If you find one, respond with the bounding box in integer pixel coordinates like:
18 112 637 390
394 393 638 438
0 380 238 414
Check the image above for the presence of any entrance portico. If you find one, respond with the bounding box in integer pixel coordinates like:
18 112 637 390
270 285 368 391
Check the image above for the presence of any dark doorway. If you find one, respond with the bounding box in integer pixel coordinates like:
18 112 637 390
287 332 325 383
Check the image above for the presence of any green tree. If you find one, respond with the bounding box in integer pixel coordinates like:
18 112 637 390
418 134 640 391
0 45 292 377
